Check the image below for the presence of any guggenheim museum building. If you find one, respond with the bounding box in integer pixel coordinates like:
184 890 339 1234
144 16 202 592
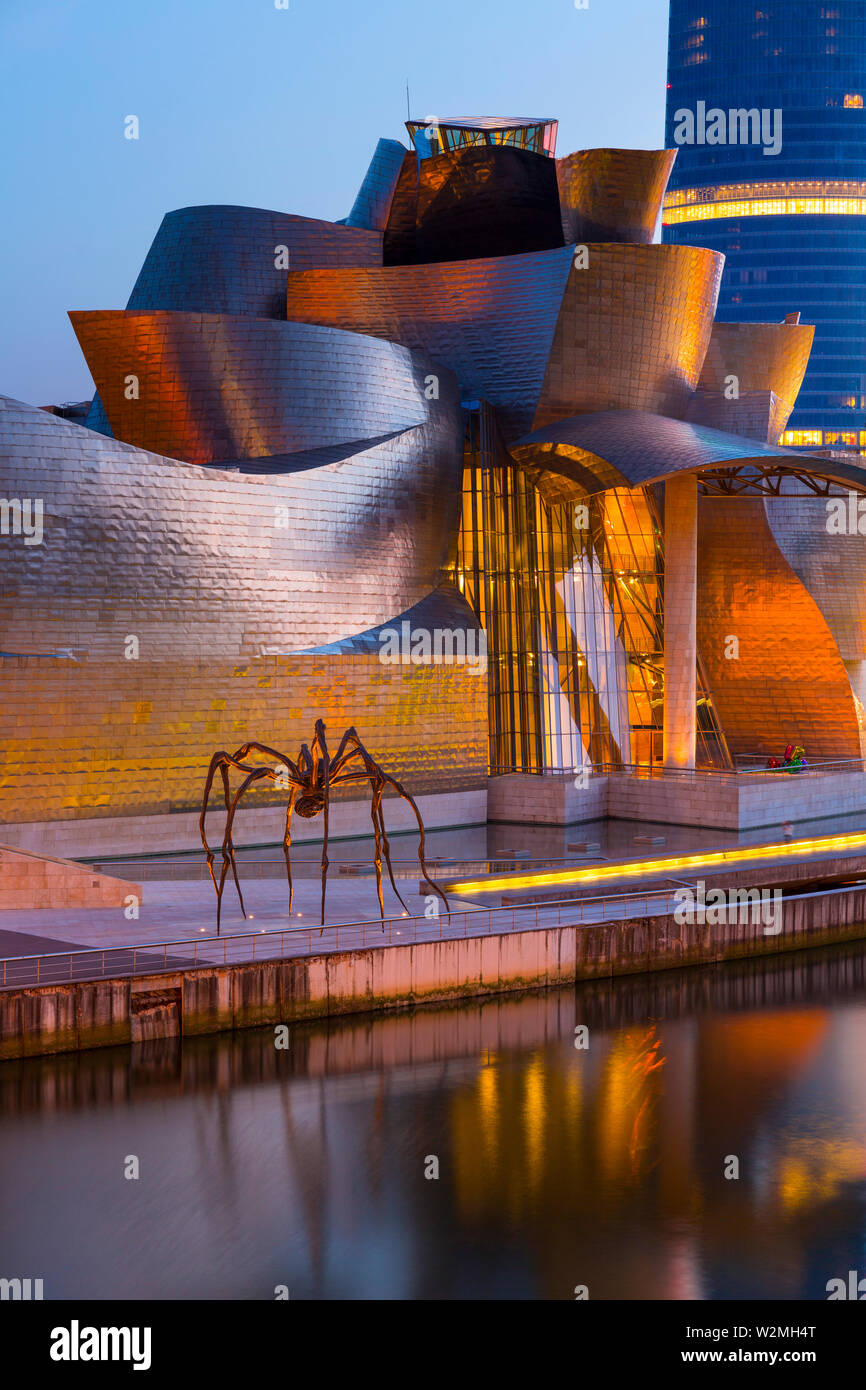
3 111 866 850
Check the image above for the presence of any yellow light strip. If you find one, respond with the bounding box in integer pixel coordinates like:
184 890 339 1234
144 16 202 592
664 197 866 224
449 829 866 897
664 179 866 209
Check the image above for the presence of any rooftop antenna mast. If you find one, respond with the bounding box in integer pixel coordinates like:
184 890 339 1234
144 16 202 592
406 82 411 121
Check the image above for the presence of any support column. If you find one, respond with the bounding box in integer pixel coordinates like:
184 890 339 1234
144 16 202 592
663 473 697 770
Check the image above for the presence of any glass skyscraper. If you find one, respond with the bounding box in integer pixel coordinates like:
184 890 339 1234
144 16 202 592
663 0 866 454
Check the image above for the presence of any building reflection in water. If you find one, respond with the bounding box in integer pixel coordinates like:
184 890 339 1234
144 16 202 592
1 945 865 1299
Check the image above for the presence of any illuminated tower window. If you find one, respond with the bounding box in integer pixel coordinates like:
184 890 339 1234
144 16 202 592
665 0 866 454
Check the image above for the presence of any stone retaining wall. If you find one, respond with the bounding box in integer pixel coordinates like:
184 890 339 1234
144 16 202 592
488 770 866 830
0 844 140 911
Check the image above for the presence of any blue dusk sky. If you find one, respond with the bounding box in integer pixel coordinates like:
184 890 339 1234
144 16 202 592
0 0 671 404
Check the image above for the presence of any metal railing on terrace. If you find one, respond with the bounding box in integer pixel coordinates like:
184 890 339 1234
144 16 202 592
89 852 611 882
732 756 866 776
619 758 866 780
3 878 866 992
0 885 685 990
494 759 866 781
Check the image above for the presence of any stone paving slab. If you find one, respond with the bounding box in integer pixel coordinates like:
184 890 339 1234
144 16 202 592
0 875 435 951
0 928 90 956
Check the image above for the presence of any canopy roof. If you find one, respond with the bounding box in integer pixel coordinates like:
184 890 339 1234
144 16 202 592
511 409 866 497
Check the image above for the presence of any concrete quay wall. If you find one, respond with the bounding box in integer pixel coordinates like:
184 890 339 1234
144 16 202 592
2 885 866 1061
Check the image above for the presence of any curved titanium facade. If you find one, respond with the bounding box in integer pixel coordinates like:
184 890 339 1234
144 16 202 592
345 138 408 230
697 497 862 759
128 205 381 319
70 312 450 467
696 319 815 442
684 388 783 444
381 150 420 265
382 143 563 266
0 651 488 826
285 247 574 439
284 244 722 440
533 244 722 428
556 148 677 244
302 583 483 655
383 130 675 267
0 394 463 658
0 394 482 824
766 496 866 665
664 0 866 451
83 205 383 435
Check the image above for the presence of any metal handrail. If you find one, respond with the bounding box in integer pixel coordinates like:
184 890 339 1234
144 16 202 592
0 884 678 959
734 754 865 765
0 885 686 988
87 853 611 881
3 876 864 991
735 757 865 776
490 758 866 780
603 759 866 779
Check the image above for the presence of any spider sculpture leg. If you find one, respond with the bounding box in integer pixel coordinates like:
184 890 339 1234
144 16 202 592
382 770 450 914
200 750 227 889
325 736 394 922
329 728 450 918
328 743 411 923
329 731 410 916
234 740 300 772
309 720 331 929
368 774 386 921
282 786 297 916
297 739 314 782
216 766 275 932
337 730 450 912
201 742 297 933
200 750 254 931
219 765 246 930
372 776 412 917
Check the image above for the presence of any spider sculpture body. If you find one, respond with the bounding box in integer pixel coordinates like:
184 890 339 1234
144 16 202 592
200 721 450 933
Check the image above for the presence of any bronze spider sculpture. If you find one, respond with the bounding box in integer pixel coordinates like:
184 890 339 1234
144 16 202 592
200 720 450 933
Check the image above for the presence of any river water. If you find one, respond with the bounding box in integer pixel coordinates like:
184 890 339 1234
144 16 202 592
2 944 865 1300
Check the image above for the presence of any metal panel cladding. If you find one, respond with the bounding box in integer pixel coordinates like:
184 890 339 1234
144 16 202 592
284 244 722 441
69 312 447 466
557 149 677 244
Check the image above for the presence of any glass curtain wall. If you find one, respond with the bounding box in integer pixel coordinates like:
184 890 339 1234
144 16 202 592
454 403 730 774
